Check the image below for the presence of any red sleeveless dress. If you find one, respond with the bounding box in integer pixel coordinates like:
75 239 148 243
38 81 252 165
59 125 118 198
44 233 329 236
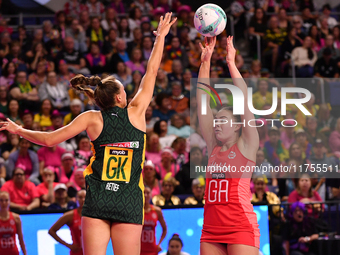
69 209 83 255
0 212 19 255
141 205 158 255
201 144 260 248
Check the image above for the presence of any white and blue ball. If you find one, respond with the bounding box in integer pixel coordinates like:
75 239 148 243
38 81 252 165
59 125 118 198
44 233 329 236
194 3 227 37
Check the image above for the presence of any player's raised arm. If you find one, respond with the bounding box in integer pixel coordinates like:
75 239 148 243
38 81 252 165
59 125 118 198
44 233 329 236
226 36 259 149
129 13 177 114
196 37 218 156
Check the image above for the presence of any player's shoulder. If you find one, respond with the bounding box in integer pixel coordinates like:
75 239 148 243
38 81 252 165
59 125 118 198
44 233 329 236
153 205 162 213
12 212 21 223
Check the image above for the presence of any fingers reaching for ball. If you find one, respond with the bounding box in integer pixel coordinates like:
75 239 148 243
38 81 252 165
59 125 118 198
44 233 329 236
153 12 177 37
226 36 236 65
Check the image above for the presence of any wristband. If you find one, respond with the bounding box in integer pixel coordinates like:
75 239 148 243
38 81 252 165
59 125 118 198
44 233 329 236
305 236 310 242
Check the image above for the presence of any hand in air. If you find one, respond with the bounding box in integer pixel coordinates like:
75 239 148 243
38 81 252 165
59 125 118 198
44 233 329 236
225 36 236 65
153 12 177 38
199 36 216 63
0 118 22 134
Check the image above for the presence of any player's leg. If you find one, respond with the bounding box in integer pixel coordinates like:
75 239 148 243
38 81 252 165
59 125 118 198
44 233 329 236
82 216 111 255
110 222 143 255
200 242 228 255
227 244 259 255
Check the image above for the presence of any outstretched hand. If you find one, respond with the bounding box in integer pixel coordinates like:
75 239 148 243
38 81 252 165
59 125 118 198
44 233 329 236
226 36 236 65
199 36 216 63
0 118 22 134
153 12 177 38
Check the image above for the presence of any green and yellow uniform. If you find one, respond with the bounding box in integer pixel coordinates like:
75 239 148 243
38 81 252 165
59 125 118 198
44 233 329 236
82 106 146 224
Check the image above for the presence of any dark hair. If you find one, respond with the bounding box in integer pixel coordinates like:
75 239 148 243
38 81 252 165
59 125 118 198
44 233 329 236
2 61 17 77
39 98 54 115
77 135 90 148
155 93 169 107
70 74 121 111
171 137 186 149
250 8 267 25
218 106 242 136
118 16 131 38
167 234 183 254
153 120 167 135
308 25 321 45
129 6 141 19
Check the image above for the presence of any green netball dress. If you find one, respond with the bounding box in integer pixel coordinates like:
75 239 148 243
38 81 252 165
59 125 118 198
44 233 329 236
82 106 146 224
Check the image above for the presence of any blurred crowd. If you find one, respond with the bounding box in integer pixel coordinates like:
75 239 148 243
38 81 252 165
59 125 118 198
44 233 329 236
0 0 339 223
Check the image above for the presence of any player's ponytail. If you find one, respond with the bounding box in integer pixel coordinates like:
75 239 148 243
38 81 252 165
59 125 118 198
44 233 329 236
70 74 121 111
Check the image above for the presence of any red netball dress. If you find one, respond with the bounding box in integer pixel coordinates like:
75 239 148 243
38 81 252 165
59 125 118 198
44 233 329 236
141 205 158 255
0 212 19 255
201 143 260 248
69 209 82 255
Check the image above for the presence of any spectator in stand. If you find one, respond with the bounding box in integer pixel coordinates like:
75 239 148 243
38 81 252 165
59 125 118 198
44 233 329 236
117 17 133 43
326 176 340 200
230 0 252 40
317 104 336 138
160 49 173 73
159 234 189 255
103 28 117 60
308 25 322 52
318 35 340 58
319 16 332 39
0 31 11 61
263 126 289 166
66 18 88 53
85 42 106 74
37 140 66 177
79 10 91 31
0 85 8 115
264 15 287 72
33 99 53 130
56 37 89 75
178 26 193 53
332 25 340 49
74 136 92 167
152 174 181 206
169 81 188 114
133 0 153 16
317 4 338 29
41 21 53 43
278 8 289 30
28 59 48 88
141 35 153 60
153 120 176 149
128 7 142 31
113 61 132 87
141 16 154 37
9 71 40 112
254 149 278 189
288 173 323 217
291 15 306 43
172 137 188 166
36 166 58 208
295 93 318 129
283 202 319 255
291 36 317 77
295 129 312 159
55 11 67 40
176 5 191 27
125 48 146 74
45 30 63 60
256 119 269 148
145 132 161 165
155 147 180 180
281 120 296 149
289 142 308 172
101 8 118 31
127 28 143 55
184 178 205 205
166 37 189 68
86 0 105 18
125 70 142 97
6 99 22 125
109 39 130 73
153 93 176 121
57 59 75 88
252 79 272 110
1 61 16 87
143 160 161 197
63 99 82 126
305 117 329 151
110 0 126 14
0 133 19 160
38 71 71 111
50 110 64 131
301 7 316 33
154 69 169 96
167 114 191 138
48 183 77 210
21 110 34 130
86 17 107 49
167 60 183 84
329 118 340 153
145 106 159 133
248 8 268 54
64 0 87 19
1 166 40 211
6 138 40 184
56 152 76 185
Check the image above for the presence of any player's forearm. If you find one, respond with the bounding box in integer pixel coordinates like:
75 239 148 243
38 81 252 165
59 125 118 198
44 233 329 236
16 127 50 146
146 35 165 75
227 61 247 93
158 229 167 246
197 62 211 106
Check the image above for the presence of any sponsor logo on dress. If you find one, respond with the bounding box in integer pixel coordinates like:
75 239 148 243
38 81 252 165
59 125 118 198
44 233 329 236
101 141 139 148
105 182 120 192
110 149 128 156
228 151 236 159
10 219 15 225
